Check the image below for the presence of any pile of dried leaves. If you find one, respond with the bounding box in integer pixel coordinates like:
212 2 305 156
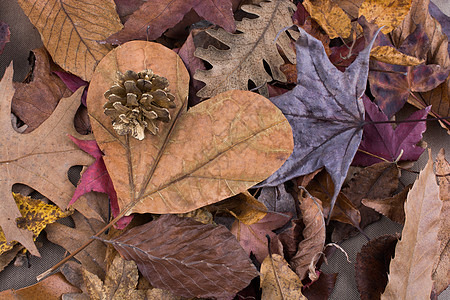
0 0 448 299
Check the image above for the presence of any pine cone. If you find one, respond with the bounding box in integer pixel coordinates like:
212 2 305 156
103 69 176 140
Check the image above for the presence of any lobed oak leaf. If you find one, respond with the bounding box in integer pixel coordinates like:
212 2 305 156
255 26 380 217
0 65 94 256
194 0 297 99
381 151 442 299
104 214 258 299
87 41 293 217
17 0 123 81
0 21 10 55
231 211 291 263
355 234 398 300
260 254 307 300
12 48 71 133
106 0 235 45
353 97 429 166
358 0 412 34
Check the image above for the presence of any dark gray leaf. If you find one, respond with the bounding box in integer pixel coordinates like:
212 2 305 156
256 26 380 216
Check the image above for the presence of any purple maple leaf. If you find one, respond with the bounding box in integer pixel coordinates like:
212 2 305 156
352 97 430 166
68 135 132 229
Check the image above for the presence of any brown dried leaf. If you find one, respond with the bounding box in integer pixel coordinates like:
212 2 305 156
362 185 411 224
381 152 442 299
0 21 10 55
0 244 23 273
260 254 307 300
432 148 450 295
370 45 424 66
303 0 352 39
17 0 123 81
290 191 325 280
194 0 296 98
355 234 398 300
45 211 107 279
334 0 364 19
258 183 296 215
0 272 80 299
0 65 94 256
82 255 145 300
302 271 338 300
358 0 412 34
87 41 293 216
12 48 71 132
106 214 258 299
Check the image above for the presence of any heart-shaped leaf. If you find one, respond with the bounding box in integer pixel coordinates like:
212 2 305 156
87 41 293 217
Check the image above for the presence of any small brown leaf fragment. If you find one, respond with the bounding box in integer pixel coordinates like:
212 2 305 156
302 271 338 300
258 184 296 215
362 185 411 224
432 148 450 295
0 272 80 299
370 46 424 66
17 0 123 81
260 254 307 300
146 288 182 300
355 234 398 300
107 214 258 299
358 0 412 34
12 48 71 132
381 151 442 299
0 244 23 273
0 21 10 55
290 191 325 280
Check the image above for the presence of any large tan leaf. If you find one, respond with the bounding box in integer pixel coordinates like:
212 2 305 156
0 65 93 256
87 41 293 216
17 0 123 81
260 254 307 300
194 0 296 99
381 151 442 300
358 0 412 34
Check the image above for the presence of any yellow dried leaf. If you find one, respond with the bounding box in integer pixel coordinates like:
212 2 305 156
260 254 307 300
370 45 424 66
215 191 268 225
0 193 73 255
359 0 412 34
17 0 123 81
303 0 352 39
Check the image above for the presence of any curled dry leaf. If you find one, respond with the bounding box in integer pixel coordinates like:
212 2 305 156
358 0 412 34
256 27 380 218
370 46 424 66
355 234 398 300
105 214 258 299
194 0 297 99
260 254 307 300
290 191 325 280
12 48 71 133
302 0 351 39
0 65 94 256
381 151 442 300
432 148 450 295
87 41 293 217
17 0 123 81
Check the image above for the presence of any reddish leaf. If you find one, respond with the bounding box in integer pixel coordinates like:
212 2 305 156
53 71 88 105
68 136 132 229
107 214 258 299
292 2 309 26
0 21 10 55
355 234 398 300
369 27 449 118
113 0 146 22
352 96 429 166
329 37 365 71
302 271 338 300
231 212 292 262
106 0 235 44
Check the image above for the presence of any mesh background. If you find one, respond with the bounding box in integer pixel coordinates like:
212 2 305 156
0 0 448 298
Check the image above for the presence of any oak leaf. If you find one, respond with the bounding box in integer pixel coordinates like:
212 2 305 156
17 0 123 81
81 255 145 300
381 151 442 299
0 21 10 55
194 0 297 99
0 193 72 255
0 65 94 256
355 234 398 300
12 48 71 133
231 212 292 263
255 26 380 217
303 0 352 39
260 254 307 300
358 0 412 34
105 214 258 299
353 97 429 165
106 0 236 45
87 41 293 216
